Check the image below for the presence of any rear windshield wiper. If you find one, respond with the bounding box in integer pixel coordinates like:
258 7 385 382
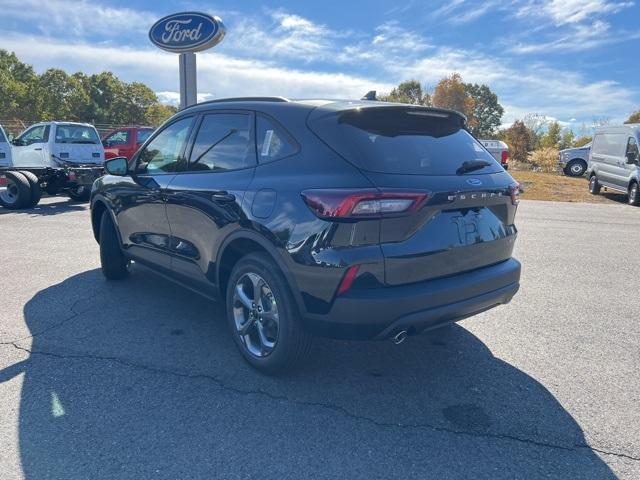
457 160 491 174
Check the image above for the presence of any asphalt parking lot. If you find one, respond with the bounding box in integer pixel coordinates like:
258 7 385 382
0 197 639 479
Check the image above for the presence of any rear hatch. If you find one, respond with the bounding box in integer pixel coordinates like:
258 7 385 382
308 105 519 286
52 124 104 164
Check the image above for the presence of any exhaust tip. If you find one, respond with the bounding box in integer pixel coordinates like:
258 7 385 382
392 330 408 345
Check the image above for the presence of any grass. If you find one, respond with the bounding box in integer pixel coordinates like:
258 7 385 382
510 170 628 204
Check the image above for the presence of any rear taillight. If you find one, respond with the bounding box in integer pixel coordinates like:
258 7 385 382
501 151 509 165
509 183 520 205
301 189 430 220
0 175 7 187
337 265 360 296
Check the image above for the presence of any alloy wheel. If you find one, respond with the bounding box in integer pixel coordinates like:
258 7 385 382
232 272 280 358
0 179 19 205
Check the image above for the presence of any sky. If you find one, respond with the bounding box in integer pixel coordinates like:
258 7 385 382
2 0 639 131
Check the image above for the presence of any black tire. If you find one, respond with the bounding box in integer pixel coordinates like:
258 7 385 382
68 185 91 202
19 171 43 207
99 211 130 280
589 175 601 195
629 182 640 207
0 171 32 209
565 159 587 177
226 252 312 374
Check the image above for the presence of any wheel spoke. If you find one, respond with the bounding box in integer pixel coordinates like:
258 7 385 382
234 284 253 310
239 317 256 336
249 273 265 305
256 321 275 351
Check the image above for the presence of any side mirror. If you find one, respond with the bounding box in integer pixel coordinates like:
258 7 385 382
12 138 23 146
626 151 638 164
104 157 129 176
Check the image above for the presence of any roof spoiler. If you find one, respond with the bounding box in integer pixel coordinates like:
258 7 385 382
361 91 377 101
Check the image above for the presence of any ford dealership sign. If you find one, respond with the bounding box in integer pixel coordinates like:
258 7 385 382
149 12 225 53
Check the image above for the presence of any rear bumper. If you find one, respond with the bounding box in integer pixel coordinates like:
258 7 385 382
303 258 521 340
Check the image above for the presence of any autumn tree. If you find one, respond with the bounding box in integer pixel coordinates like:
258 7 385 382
625 111 640 124
540 121 562 148
432 73 474 119
502 120 533 163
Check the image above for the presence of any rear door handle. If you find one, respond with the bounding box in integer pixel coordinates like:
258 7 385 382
211 191 236 203
34 148 42 151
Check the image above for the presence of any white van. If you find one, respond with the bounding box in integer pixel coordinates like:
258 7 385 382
11 122 104 168
0 124 12 168
587 124 640 206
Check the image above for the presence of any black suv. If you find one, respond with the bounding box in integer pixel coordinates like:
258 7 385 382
91 97 521 374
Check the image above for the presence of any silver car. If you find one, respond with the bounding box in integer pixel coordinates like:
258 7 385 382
587 124 640 206
558 143 591 177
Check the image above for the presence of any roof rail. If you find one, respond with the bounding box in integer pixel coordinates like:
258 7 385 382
197 96 290 105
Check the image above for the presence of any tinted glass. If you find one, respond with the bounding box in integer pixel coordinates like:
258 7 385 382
0 129 6 143
19 125 49 144
309 107 501 175
55 125 100 144
627 137 638 155
137 117 192 174
256 114 298 163
189 113 253 172
104 130 130 146
137 129 153 144
592 133 626 157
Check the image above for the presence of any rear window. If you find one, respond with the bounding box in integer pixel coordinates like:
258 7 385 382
308 107 501 175
55 125 100 144
137 129 153 144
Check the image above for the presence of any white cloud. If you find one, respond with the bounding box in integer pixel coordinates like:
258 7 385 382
516 0 635 25
2 0 153 36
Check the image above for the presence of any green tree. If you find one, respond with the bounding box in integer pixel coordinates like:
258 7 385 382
540 121 562 149
0 49 38 119
625 111 640 124
463 83 504 138
145 103 177 125
573 135 592 147
503 120 533 163
559 129 575 150
379 80 430 105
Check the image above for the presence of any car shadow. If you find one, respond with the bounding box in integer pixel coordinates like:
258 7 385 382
0 196 87 216
1 268 616 479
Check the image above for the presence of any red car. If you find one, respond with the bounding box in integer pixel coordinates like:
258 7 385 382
102 127 155 160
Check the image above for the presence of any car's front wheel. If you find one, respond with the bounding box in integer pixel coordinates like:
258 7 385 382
565 159 587 177
68 186 91 202
589 175 601 195
629 182 640 206
99 211 130 280
226 252 312 374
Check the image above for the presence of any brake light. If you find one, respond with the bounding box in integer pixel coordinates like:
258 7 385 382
301 189 430 220
509 183 520 205
501 151 509 165
0 175 7 187
337 265 360 296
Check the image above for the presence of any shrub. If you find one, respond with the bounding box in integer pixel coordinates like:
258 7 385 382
528 148 559 173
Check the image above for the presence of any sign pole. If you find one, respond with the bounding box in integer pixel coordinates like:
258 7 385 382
179 52 198 109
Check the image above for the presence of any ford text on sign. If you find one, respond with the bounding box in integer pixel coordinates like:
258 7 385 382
149 12 225 53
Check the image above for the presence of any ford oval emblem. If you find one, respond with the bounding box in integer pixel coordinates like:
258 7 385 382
149 12 226 53
466 178 483 186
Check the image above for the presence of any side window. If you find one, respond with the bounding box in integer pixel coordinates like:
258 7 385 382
105 130 130 146
136 129 153 145
136 117 192 174
626 137 638 156
19 125 49 145
188 113 254 172
256 114 298 163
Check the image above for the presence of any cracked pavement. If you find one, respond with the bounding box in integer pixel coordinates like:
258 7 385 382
0 196 639 479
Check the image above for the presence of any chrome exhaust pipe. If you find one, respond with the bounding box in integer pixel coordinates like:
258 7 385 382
392 330 408 345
